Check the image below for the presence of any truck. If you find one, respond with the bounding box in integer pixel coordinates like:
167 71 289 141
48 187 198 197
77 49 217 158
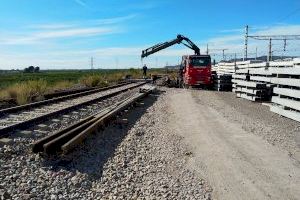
141 34 212 88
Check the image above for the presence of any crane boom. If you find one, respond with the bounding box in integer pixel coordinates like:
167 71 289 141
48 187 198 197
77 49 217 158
141 34 200 58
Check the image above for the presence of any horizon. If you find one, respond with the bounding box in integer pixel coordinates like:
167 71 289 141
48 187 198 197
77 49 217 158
0 0 300 70
2 54 298 71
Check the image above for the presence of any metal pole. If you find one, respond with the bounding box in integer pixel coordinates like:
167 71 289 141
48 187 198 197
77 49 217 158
244 25 248 61
268 38 272 62
206 43 209 54
222 49 225 60
283 39 287 52
234 53 237 72
255 47 257 60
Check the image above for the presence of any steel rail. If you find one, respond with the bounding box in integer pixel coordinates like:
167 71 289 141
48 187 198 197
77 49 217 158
0 82 146 137
32 85 155 155
43 81 129 99
0 82 130 116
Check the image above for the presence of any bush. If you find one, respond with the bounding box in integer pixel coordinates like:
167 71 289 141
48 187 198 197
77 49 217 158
79 75 108 87
104 72 124 83
0 90 9 100
4 80 47 105
50 81 74 92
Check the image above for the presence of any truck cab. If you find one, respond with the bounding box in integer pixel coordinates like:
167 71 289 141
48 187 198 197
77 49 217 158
181 55 212 87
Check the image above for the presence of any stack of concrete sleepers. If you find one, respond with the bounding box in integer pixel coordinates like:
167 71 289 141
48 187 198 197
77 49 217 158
232 69 247 93
294 58 300 67
270 67 300 122
236 60 265 69
213 74 232 91
217 62 236 75
211 64 218 72
232 66 273 101
213 62 235 91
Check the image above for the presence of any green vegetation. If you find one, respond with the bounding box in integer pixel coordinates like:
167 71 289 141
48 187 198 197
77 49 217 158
0 68 171 105
0 68 167 89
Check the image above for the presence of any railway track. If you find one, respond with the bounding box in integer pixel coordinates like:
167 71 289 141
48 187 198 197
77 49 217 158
0 82 146 137
32 85 155 155
0 82 129 116
0 82 130 109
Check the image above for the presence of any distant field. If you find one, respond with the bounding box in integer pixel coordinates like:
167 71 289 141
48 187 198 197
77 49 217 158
0 68 173 105
0 68 168 89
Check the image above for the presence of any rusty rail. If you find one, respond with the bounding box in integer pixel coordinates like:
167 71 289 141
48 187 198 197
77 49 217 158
0 82 130 116
32 85 155 155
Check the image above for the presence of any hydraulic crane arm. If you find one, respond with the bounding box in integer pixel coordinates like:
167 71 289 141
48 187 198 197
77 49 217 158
141 34 200 58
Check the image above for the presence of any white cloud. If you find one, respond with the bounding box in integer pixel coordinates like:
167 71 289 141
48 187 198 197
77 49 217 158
219 28 244 33
35 27 117 39
74 0 88 8
0 14 137 45
29 24 76 30
0 27 119 45
254 25 300 35
30 14 138 30
93 14 137 25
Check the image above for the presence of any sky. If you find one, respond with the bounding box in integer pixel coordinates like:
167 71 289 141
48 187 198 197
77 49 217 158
0 0 300 69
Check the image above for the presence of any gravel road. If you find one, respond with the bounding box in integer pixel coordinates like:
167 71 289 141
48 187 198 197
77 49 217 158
0 89 212 199
192 90 300 161
166 88 300 200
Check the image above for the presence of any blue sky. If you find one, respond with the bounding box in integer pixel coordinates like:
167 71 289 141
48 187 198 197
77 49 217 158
0 0 300 69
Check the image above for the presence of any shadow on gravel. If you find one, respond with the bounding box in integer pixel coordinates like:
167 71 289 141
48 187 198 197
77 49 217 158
40 90 162 179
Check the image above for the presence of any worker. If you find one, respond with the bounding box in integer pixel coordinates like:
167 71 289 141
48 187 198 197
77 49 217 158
142 64 148 78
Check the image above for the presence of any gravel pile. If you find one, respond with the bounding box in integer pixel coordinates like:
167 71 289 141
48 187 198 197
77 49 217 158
0 88 212 199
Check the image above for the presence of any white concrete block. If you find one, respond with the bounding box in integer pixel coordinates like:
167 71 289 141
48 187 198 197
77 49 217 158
271 96 300 112
273 87 300 99
270 105 300 122
271 78 300 87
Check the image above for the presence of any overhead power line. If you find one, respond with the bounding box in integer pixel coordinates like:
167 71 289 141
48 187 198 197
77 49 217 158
209 48 229 60
248 35 300 40
244 25 300 61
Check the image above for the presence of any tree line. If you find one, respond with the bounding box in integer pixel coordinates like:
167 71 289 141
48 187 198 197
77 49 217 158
24 66 40 73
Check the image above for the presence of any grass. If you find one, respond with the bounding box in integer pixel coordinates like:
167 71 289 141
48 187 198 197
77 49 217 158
0 70 99 89
50 80 75 92
4 80 47 105
79 75 108 87
0 68 172 105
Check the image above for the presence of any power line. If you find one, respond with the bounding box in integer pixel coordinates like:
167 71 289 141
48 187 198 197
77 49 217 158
248 35 300 40
244 25 300 61
209 48 229 60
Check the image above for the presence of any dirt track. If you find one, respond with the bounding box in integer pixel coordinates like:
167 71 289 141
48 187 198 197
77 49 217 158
164 88 300 200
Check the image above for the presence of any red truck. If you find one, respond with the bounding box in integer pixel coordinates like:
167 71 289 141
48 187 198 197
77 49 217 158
180 55 212 88
141 34 212 88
